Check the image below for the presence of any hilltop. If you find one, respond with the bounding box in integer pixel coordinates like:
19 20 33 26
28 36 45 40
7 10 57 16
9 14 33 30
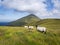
9 14 40 26
0 15 60 45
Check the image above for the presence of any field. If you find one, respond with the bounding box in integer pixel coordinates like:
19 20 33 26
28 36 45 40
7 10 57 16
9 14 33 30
0 25 60 45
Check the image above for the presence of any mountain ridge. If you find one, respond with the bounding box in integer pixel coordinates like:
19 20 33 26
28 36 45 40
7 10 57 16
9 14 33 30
9 14 40 26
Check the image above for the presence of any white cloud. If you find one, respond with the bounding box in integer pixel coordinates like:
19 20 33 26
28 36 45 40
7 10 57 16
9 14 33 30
52 0 60 15
0 0 60 18
0 0 48 16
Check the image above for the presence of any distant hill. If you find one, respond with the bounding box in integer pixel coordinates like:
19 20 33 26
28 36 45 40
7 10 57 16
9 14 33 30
33 19 60 30
26 19 60 26
9 14 40 26
36 19 60 25
8 13 60 27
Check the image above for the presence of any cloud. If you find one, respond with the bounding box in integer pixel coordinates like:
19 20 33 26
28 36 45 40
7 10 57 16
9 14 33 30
0 0 47 16
0 0 60 18
50 0 60 16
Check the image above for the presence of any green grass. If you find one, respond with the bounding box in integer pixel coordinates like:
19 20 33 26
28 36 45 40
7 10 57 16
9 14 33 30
0 26 60 45
0 19 60 45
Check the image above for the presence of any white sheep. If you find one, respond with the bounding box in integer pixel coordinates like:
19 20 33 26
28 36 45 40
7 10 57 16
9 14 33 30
28 26 34 30
24 26 28 29
36 26 46 33
28 26 34 31
24 26 34 31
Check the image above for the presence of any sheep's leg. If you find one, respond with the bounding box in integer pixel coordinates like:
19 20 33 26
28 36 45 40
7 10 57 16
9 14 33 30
44 31 46 34
41 31 43 33
29 28 30 32
41 30 46 34
29 28 32 32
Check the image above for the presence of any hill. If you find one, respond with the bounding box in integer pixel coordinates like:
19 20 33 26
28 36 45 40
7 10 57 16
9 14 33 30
0 19 60 45
33 19 60 31
36 19 60 26
9 14 40 26
0 23 60 45
26 19 60 26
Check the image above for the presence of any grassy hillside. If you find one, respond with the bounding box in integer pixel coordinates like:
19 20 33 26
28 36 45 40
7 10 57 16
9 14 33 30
28 19 60 26
0 26 60 45
0 19 60 45
9 14 40 26
35 19 60 30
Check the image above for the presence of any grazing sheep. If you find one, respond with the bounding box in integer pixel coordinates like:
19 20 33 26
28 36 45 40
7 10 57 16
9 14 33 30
24 26 28 29
24 26 34 31
28 26 34 30
28 26 34 31
36 26 46 33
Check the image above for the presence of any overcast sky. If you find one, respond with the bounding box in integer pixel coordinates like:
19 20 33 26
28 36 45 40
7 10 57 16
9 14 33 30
0 0 60 22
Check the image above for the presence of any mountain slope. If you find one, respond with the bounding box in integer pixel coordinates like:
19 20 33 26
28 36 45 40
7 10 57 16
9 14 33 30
0 19 60 45
9 14 40 26
34 19 60 31
30 19 60 25
36 19 60 25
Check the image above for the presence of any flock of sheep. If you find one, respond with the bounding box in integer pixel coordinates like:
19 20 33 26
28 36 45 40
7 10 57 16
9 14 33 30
24 25 46 34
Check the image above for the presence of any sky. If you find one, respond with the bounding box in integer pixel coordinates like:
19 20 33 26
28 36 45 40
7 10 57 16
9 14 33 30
0 0 60 22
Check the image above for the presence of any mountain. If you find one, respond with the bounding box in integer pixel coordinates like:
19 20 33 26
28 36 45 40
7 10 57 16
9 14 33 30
9 14 40 26
25 19 60 26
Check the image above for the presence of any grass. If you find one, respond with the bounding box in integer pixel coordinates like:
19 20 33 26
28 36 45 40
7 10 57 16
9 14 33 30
0 26 60 45
0 19 60 45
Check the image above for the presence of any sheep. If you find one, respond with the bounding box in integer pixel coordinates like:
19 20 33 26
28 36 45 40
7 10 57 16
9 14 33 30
36 26 46 34
28 26 34 30
24 26 34 31
28 26 34 31
24 26 28 29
